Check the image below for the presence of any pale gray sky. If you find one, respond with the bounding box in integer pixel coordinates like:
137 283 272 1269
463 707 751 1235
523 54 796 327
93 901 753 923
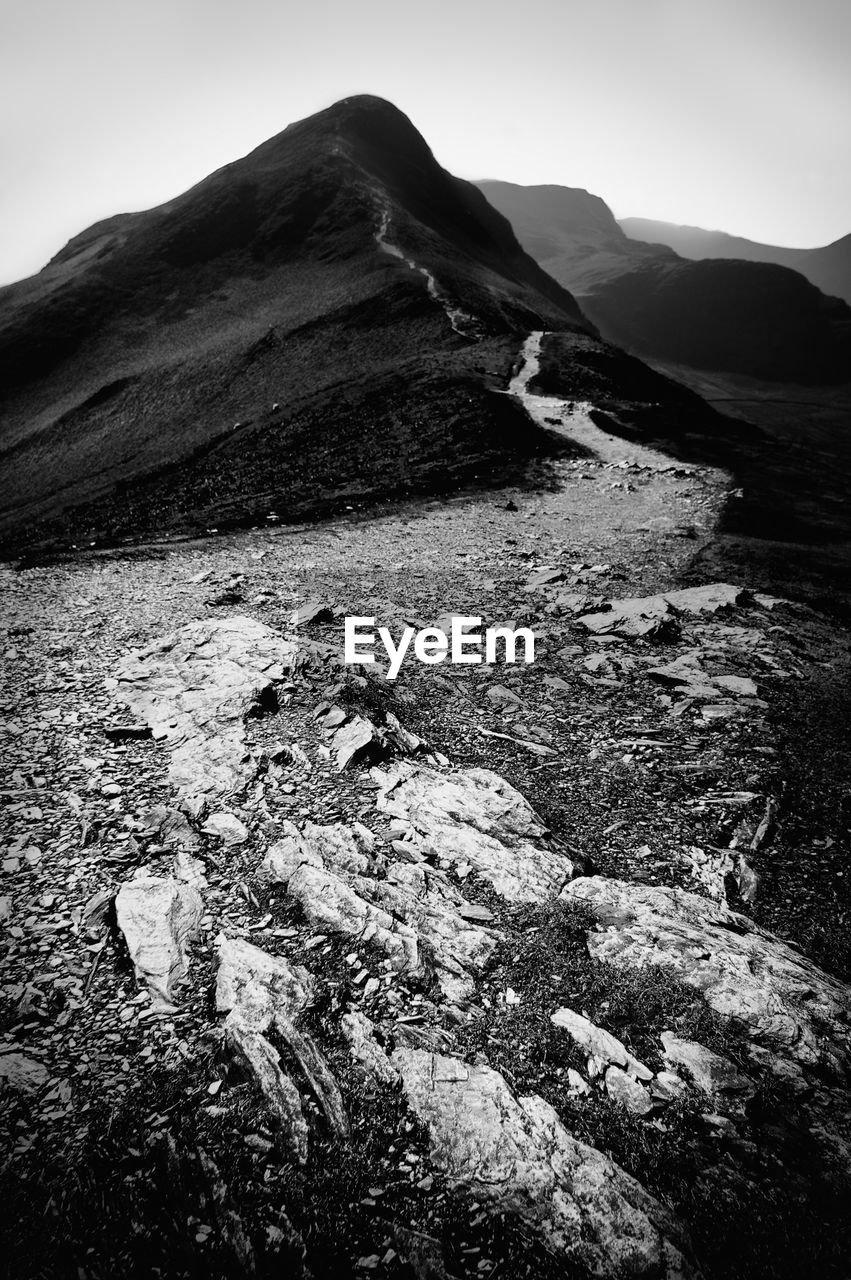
2 0 849 284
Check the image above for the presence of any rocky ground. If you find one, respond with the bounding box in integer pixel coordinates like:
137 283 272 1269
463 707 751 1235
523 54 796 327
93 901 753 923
2 372 851 1280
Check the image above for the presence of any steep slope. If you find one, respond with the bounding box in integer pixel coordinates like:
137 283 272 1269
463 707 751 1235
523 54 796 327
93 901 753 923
0 97 593 541
621 218 851 306
478 181 851 383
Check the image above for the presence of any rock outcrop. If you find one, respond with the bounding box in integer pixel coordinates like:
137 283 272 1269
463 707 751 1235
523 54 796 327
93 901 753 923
562 876 851 1080
374 762 572 901
578 583 750 640
114 616 298 809
215 934 348 1162
262 820 499 1001
394 1048 700 1279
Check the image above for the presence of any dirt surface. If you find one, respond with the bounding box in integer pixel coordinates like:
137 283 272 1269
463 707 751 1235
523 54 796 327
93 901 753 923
2 355 850 1280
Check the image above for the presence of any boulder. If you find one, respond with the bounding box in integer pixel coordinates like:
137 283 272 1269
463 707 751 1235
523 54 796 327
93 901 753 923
115 871 203 1010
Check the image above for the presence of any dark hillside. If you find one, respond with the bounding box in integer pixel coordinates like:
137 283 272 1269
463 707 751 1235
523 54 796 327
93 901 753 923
620 217 851 306
0 97 591 540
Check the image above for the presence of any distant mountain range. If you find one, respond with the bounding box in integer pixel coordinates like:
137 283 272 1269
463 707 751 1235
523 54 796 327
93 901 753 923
477 181 851 383
620 218 851 306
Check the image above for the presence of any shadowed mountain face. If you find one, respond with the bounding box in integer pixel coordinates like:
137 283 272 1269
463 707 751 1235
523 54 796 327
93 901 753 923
0 97 596 542
477 181 851 384
620 218 851 307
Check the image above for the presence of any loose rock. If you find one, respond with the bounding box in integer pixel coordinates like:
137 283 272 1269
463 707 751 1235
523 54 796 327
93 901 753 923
605 1066 654 1115
115 871 203 1009
661 1032 755 1114
550 1007 652 1080
0 1053 49 1094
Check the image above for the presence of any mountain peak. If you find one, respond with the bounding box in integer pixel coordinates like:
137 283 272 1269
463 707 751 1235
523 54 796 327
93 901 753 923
324 93 407 117
285 93 415 134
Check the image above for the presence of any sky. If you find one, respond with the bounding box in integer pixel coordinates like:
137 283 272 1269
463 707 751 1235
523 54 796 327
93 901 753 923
1 0 849 285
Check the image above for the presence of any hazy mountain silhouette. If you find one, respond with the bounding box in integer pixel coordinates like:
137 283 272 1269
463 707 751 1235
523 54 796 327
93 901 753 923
478 181 851 383
1 96 601 543
620 218 851 306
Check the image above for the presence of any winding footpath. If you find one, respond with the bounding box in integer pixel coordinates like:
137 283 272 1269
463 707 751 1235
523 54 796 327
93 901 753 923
374 203 479 337
511 329 696 470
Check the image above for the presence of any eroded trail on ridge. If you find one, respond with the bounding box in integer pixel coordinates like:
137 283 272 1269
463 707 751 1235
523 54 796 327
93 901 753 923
2 334 851 1280
511 329 701 470
374 203 479 337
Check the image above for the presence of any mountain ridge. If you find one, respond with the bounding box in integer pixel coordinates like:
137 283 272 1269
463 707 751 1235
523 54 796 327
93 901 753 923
477 180 851 383
620 216 851 305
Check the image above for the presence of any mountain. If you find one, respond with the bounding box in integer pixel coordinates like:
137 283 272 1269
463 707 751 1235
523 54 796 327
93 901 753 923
477 181 851 383
620 218 851 306
0 97 599 546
